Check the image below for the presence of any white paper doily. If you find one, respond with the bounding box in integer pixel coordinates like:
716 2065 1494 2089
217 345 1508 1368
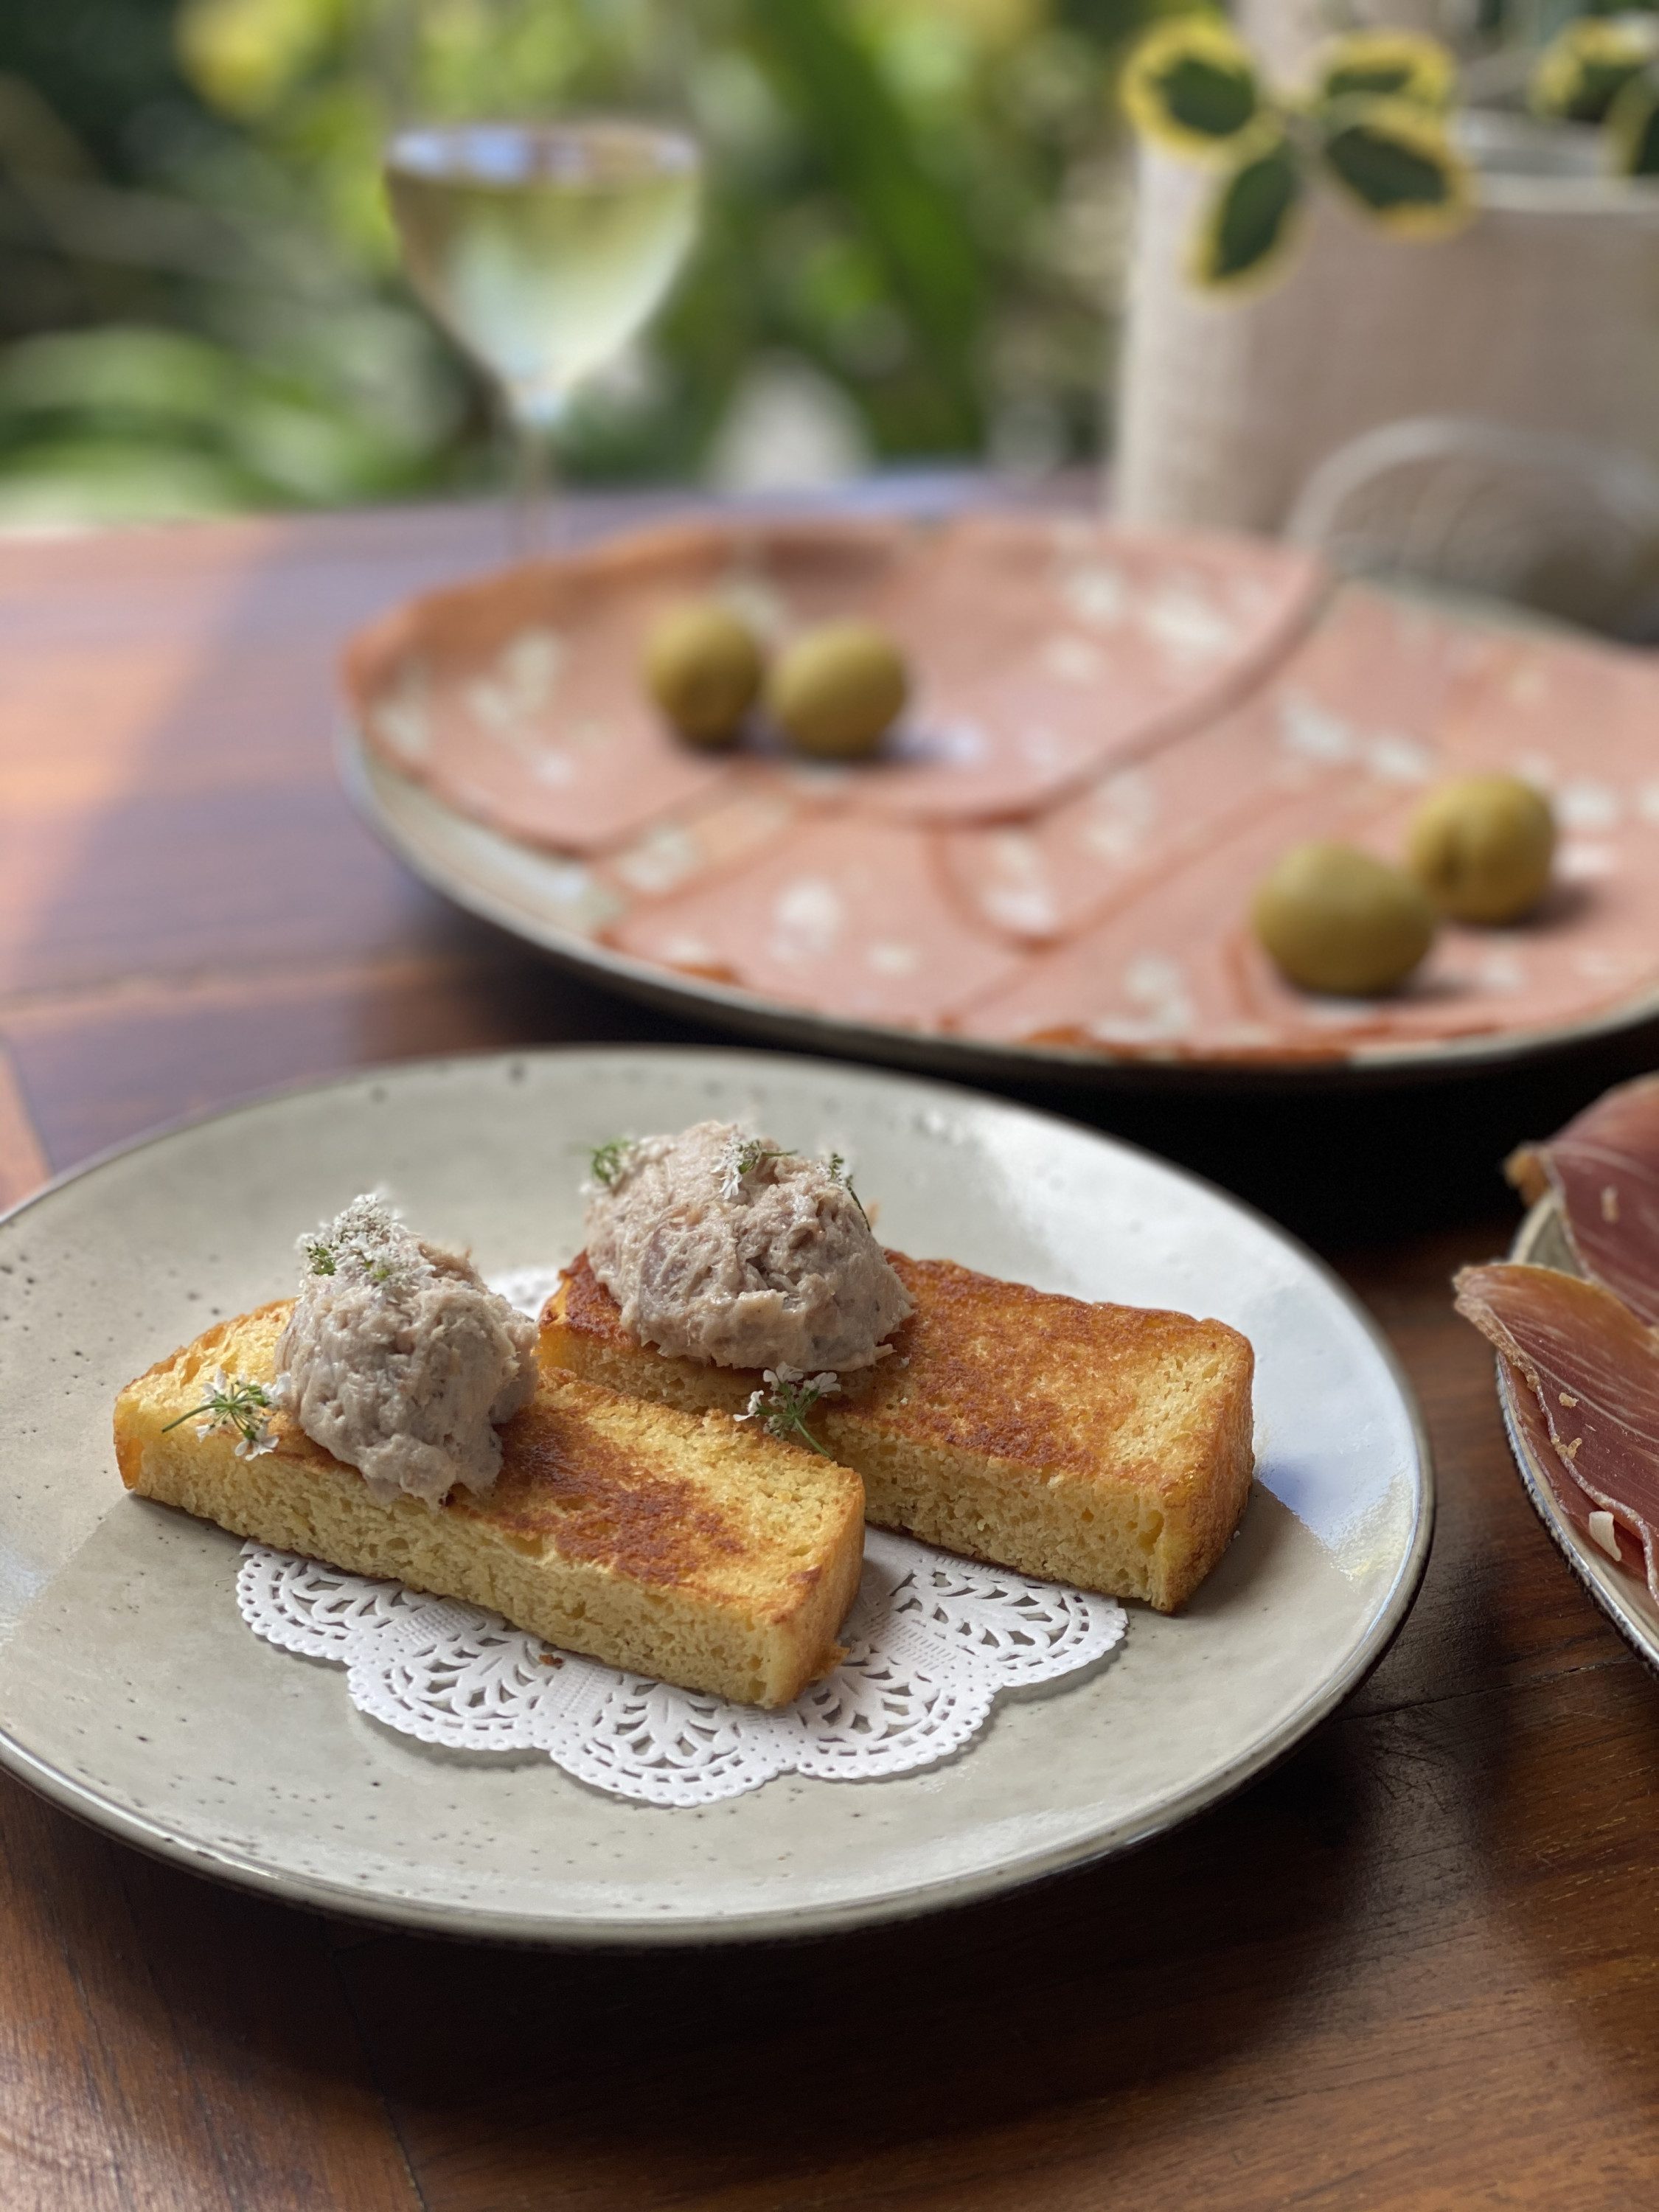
229 1262 1125 1806
235 1528 1126 1806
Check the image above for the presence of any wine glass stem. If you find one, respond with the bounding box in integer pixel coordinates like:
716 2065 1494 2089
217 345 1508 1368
512 420 555 560
509 389 565 560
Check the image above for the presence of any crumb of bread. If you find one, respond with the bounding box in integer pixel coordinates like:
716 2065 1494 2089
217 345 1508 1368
116 1301 866 1708
543 1250 1254 1613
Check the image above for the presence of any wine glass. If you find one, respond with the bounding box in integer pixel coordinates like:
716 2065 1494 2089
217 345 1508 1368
384 118 700 554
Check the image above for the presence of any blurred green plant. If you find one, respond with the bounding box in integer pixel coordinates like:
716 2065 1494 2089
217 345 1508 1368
1121 20 1472 296
1529 12 1659 168
0 0 1177 527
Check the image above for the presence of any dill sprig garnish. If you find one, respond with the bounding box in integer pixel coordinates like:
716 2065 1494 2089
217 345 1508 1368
736 1366 841 1457
162 1366 279 1458
824 1151 869 1225
576 1136 636 1193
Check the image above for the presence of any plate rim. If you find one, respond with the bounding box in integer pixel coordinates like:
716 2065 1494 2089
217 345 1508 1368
1499 1195 1659 1674
0 1041 1437 1946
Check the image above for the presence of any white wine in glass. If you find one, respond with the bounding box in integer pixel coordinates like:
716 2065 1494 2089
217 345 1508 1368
385 119 700 547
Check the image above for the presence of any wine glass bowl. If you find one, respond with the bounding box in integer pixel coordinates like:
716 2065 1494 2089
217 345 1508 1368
384 118 700 542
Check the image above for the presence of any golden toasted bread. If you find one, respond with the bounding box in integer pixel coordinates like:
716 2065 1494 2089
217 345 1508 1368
542 1251 1255 1613
115 1300 865 1708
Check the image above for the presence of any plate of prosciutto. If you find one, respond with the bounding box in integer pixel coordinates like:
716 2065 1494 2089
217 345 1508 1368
341 509 1659 1085
1458 1074 1659 1666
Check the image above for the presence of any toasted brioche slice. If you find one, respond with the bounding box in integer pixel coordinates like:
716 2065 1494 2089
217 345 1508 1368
115 1301 864 1708
543 1251 1254 1613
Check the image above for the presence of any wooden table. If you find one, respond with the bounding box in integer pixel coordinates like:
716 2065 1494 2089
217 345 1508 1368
5 498 1659 2212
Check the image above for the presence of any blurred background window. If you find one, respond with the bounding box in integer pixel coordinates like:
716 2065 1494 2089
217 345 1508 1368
0 0 1175 529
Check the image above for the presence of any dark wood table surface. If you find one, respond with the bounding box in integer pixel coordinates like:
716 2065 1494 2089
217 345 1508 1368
5 495 1659 2212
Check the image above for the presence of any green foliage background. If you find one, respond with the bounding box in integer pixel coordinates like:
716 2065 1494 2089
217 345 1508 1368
0 0 1169 526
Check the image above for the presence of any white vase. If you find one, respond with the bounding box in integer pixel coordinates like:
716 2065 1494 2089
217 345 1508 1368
1113 114 1659 533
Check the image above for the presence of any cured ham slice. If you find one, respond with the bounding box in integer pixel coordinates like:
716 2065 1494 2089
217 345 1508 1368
940 584 1467 947
1507 1076 1659 1328
849 515 1325 827
1455 1262 1659 1599
603 816 1029 1030
1503 1352 1645 1572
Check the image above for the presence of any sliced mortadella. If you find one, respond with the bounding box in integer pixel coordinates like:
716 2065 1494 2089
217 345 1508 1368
1454 1261 1659 1600
1232 772 1659 1050
1284 583 1493 748
939 583 1467 947
1507 1075 1659 1329
937 700 1297 948
602 815 1029 1030
1443 623 1657 803
592 768 807 908
349 597 728 855
847 516 1327 827
1440 627 1659 917
949 775 1414 1055
953 744 1659 1062
969 606 1659 1026
345 518 911 855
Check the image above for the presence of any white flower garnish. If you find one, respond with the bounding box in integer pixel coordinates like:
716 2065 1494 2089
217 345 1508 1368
299 1194 412 1291
720 1134 790 1201
735 1365 842 1456
164 1366 279 1458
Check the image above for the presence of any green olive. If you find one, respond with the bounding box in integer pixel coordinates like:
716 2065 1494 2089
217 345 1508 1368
765 621 908 759
1407 774 1556 923
1253 842 1438 995
644 601 763 748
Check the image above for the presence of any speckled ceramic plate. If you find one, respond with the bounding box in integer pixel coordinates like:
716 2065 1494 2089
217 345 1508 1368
0 1047 1432 1944
1498 1198 1659 1670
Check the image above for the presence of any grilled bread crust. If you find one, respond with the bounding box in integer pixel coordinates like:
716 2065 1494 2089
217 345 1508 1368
542 1251 1255 1613
115 1301 865 1708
